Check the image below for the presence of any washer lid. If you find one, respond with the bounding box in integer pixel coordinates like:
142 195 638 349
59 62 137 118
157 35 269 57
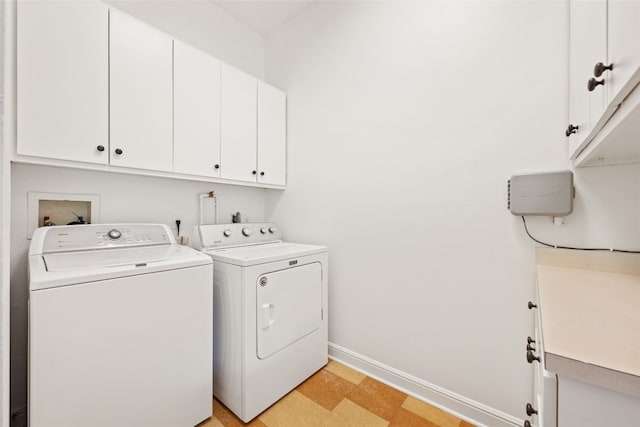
43 245 201 272
205 242 327 266
30 245 212 291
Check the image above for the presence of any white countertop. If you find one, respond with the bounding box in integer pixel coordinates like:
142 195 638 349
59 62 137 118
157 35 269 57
536 248 640 398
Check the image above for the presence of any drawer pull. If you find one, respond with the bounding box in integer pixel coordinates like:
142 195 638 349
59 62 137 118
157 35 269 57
588 77 605 92
526 402 538 416
526 343 536 352
524 421 532 427
593 62 613 77
565 124 578 137
526 350 540 364
527 336 535 344
528 301 537 310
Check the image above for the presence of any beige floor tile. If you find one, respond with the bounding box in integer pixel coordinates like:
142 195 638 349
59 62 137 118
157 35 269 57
325 360 367 385
347 377 407 421
259 390 330 427
402 396 461 427
196 416 224 427
320 398 389 427
389 407 439 427
297 368 358 410
213 398 267 427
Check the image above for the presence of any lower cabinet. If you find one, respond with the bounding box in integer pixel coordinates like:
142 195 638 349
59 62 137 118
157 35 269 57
557 376 640 427
525 302 557 427
527 299 640 427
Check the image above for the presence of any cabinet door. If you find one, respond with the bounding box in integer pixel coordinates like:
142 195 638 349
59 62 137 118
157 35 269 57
257 82 287 186
220 64 257 183
174 40 221 177
110 11 173 172
17 1 108 164
607 0 640 105
568 0 607 158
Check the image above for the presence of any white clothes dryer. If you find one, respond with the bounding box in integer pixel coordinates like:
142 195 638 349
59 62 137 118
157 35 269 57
194 223 328 422
28 224 213 427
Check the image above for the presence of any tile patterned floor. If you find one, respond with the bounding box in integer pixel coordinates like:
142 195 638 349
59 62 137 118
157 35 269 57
199 360 475 427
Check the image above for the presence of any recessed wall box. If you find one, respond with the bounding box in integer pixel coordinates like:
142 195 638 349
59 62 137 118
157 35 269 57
508 171 574 216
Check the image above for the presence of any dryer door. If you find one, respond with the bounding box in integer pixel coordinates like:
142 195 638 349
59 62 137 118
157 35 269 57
256 262 322 359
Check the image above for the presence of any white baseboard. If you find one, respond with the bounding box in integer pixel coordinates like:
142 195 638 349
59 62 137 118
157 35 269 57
328 342 522 427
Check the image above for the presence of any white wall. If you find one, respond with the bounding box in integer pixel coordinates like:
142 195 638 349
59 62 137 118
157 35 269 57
265 1 640 424
8 0 267 419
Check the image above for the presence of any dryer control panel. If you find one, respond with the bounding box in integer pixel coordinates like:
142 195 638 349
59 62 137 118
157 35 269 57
196 223 282 249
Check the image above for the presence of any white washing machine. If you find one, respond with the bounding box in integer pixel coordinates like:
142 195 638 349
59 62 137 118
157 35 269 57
194 222 328 422
28 224 213 427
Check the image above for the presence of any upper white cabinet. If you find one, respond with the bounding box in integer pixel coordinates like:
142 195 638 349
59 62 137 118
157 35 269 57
15 3 286 188
109 10 173 172
173 40 222 178
257 82 287 186
220 64 258 183
607 1 640 106
17 1 109 164
569 0 640 164
567 0 606 158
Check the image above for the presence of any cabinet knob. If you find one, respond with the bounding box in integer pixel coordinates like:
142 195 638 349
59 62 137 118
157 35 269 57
524 421 532 427
526 343 536 352
214 164 220 169
260 171 265 176
528 301 537 310
587 77 605 92
96 145 105 152
252 170 257 175
594 62 613 77
527 336 535 344
526 350 540 364
526 402 538 416
565 124 579 137
115 148 123 155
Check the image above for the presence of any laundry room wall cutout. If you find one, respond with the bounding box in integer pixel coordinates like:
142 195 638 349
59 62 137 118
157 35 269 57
27 192 100 239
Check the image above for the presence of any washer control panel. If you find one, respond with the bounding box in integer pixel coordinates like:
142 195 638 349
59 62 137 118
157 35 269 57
40 224 173 253
196 223 282 248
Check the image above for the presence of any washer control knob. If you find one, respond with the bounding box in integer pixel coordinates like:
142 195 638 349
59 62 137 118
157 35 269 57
107 229 122 240
223 229 232 237
268 227 277 234
260 227 268 234
242 228 252 236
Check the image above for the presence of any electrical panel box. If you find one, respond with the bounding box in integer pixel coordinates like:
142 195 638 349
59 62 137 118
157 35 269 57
508 171 574 216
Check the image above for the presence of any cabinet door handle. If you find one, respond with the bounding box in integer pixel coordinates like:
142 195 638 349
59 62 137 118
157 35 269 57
594 62 613 77
526 343 536 352
565 124 578 137
114 148 123 155
96 145 105 152
526 402 538 416
527 336 535 344
528 301 537 310
588 77 605 92
260 171 265 176
524 421 532 427
214 164 220 169
252 170 257 175
526 350 540 364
